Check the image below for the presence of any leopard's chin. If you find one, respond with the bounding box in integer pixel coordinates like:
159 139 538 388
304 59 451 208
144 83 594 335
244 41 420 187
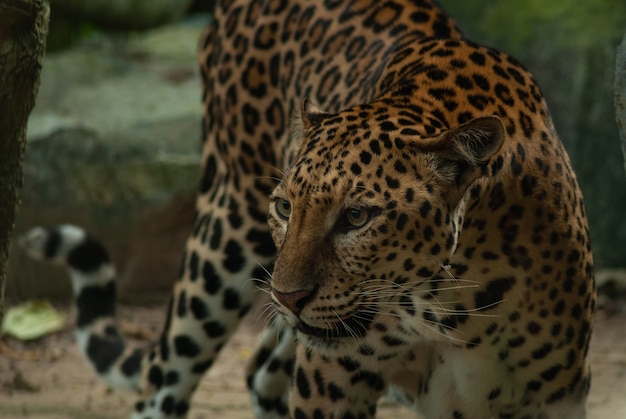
295 312 375 340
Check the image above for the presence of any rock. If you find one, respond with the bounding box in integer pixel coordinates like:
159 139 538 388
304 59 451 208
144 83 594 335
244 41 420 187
7 21 207 303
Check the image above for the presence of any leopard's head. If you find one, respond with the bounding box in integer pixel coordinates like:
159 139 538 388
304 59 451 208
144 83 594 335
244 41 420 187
269 101 504 347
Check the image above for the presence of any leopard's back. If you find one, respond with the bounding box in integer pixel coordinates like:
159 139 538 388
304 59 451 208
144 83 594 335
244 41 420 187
197 0 464 191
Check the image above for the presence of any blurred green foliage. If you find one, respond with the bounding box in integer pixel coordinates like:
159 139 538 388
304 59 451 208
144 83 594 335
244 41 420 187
46 9 98 51
449 0 626 49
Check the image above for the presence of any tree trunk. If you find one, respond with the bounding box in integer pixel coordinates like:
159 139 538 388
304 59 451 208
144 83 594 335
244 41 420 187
616 33 626 178
0 0 50 323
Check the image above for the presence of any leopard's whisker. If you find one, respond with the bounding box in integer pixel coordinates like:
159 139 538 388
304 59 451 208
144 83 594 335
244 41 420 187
332 309 359 340
256 302 279 327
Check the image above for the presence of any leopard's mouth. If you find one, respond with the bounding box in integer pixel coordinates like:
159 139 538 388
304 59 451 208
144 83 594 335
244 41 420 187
296 311 375 339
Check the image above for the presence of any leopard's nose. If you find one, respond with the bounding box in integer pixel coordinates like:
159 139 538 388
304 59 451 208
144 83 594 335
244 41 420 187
272 288 315 315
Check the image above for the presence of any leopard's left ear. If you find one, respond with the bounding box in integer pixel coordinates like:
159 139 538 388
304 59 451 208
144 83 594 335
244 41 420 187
417 115 505 202
286 100 335 167
301 98 333 129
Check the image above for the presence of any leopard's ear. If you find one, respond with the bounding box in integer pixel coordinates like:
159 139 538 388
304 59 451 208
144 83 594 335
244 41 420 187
285 101 334 167
301 98 333 129
417 115 505 202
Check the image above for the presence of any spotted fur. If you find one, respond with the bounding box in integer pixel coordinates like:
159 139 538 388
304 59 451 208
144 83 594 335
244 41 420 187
20 0 594 418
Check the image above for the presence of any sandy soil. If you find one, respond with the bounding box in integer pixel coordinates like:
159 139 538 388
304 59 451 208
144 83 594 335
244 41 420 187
0 304 625 419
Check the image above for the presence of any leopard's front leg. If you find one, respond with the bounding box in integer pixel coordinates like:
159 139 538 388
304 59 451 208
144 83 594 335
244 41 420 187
289 344 387 419
246 323 296 418
130 203 276 418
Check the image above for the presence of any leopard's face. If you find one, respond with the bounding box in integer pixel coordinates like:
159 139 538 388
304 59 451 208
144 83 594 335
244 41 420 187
269 103 504 348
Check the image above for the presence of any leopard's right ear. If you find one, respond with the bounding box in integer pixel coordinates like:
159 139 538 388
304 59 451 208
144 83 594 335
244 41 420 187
413 115 505 205
301 98 333 129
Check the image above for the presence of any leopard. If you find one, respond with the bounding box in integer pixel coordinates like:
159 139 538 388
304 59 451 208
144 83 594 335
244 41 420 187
19 0 595 418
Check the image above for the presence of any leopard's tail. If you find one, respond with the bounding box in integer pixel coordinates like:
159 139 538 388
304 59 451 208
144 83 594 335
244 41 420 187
19 225 144 392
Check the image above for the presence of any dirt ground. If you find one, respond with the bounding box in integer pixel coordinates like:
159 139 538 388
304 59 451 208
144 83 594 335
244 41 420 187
1 302 625 419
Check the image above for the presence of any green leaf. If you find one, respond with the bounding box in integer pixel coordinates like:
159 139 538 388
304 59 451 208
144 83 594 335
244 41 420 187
1 300 67 341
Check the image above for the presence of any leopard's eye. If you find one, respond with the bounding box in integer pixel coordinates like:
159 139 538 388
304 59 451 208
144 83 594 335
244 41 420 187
275 198 292 221
345 208 369 228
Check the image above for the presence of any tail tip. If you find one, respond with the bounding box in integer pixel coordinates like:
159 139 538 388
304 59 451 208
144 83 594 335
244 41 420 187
19 224 87 263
